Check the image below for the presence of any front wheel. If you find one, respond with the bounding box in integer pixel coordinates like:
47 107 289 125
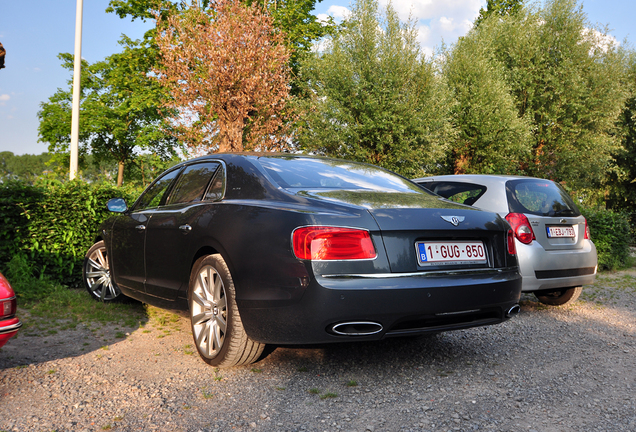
535 286 582 306
83 240 126 302
188 254 265 367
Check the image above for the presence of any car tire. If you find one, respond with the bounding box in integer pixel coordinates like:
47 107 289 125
534 286 582 306
188 254 265 367
83 240 126 302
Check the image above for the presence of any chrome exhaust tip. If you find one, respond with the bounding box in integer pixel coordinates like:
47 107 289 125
506 304 521 318
330 321 383 336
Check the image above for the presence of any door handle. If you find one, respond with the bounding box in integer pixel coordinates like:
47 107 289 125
179 224 192 232
135 224 146 231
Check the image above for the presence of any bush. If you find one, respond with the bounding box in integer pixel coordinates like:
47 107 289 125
581 207 633 270
0 179 141 286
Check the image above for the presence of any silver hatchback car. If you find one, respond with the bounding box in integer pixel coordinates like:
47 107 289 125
413 175 597 306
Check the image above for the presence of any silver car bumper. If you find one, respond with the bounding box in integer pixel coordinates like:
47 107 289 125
516 239 597 292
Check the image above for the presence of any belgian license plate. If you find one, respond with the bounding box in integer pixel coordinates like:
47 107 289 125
546 226 575 238
416 241 487 265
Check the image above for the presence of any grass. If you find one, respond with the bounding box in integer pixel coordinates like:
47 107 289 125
3 254 149 333
2 256 194 339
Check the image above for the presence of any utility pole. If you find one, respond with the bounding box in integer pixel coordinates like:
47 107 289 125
69 0 84 180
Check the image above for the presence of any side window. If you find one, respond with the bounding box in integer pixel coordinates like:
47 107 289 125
135 168 182 211
431 182 487 206
167 162 220 205
204 163 226 201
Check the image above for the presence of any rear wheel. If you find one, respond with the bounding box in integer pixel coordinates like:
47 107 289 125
535 286 582 306
188 254 265 367
83 240 126 302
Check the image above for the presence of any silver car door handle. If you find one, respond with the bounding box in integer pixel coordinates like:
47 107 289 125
179 224 192 232
135 225 146 231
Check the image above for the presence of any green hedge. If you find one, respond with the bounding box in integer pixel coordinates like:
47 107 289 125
0 179 140 286
581 207 633 271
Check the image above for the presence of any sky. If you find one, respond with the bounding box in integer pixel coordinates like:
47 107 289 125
1 0 635 156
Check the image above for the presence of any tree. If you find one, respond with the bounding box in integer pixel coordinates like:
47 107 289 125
607 55 636 231
474 0 523 26
107 0 332 90
441 35 532 174
38 38 179 186
463 0 629 189
294 0 454 178
0 152 56 184
154 0 293 153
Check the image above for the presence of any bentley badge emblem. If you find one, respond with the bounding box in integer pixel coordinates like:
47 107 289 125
441 216 465 226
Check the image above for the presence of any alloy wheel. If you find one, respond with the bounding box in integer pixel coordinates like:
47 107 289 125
191 265 228 359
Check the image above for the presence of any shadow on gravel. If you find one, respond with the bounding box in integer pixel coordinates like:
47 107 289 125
257 331 497 371
0 300 149 370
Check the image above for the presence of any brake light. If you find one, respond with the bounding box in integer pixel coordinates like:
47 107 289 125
1 297 16 319
584 218 591 240
507 229 516 255
505 213 535 245
293 227 377 260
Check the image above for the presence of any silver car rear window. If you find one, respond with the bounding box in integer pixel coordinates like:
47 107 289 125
505 179 581 217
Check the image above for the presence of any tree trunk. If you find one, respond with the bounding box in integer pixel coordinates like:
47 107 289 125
218 118 244 153
117 161 125 187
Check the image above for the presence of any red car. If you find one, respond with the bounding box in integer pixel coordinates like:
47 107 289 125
0 272 21 348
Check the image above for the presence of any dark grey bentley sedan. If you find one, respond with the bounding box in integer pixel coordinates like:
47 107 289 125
83 153 522 367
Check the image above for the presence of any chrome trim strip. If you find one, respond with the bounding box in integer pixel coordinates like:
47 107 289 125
320 267 518 279
0 320 22 335
436 309 480 316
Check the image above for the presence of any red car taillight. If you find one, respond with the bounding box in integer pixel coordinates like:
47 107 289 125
293 226 377 260
505 213 535 245
1 297 16 319
507 229 517 255
584 217 591 240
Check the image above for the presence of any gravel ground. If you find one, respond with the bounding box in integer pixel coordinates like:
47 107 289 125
1 269 635 432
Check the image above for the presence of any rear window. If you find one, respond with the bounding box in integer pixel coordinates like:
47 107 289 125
417 181 486 206
505 179 580 217
257 157 429 194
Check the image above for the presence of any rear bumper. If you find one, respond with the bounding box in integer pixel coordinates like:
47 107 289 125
238 267 522 344
517 240 597 292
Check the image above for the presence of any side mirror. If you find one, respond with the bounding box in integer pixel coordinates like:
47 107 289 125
107 198 128 213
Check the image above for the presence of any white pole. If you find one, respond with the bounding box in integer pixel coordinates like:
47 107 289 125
69 0 84 180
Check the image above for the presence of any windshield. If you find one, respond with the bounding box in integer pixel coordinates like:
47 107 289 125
506 179 580 217
257 156 430 194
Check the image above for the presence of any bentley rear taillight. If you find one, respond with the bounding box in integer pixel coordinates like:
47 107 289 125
293 227 377 261
507 229 517 255
505 213 535 245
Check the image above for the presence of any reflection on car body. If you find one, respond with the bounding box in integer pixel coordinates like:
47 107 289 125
84 153 522 367
413 174 597 306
